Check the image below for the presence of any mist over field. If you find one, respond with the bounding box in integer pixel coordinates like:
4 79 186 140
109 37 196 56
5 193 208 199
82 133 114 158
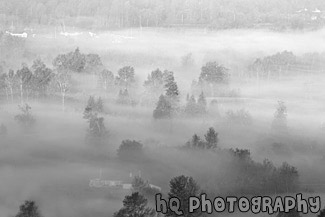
1 1 325 217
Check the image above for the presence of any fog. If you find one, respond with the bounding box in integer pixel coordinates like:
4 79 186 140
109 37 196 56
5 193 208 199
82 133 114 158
1 25 325 217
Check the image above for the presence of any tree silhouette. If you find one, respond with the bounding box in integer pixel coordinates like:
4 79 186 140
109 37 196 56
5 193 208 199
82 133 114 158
15 201 42 217
167 175 201 217
114 192 155 217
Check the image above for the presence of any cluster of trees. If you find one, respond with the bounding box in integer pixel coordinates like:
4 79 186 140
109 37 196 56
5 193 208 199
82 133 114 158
11 198 325 217
226 108 253 126
191 61 229 97
1 0 325 30
53 48 103 74
227 150 300 195
0 60 53 103
151 70 179 119
184 92 207 116
249 51 325 80
185 127 218 149
182 126 298 195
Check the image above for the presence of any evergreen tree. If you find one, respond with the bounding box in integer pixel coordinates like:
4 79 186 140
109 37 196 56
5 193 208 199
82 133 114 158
197 92 207 114
114 192 155 217
167 175 201 217
204 127 218 149
153 95 172 119
87 96 96 109
15 201 42 217
186 134 205 149
163 70 179 101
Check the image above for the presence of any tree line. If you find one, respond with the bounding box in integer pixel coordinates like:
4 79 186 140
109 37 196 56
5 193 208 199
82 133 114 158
1 0 325 30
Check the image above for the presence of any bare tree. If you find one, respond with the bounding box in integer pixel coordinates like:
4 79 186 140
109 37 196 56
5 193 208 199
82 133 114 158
54 71 71 112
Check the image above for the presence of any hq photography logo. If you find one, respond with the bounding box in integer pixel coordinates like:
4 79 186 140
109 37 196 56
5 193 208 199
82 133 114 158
155 193 322 215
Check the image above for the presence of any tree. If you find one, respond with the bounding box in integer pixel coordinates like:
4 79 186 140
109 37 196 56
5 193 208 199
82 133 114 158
86 96 96 111
272 101 287 132
198 61 229 96
197 92 207 114
229 148 252 162
153 95 172 119
204 127 218 149
278 162 299 193
98 69 114 91
144 69 164 91
84 53 103 73
15 201 42 217
132 175 160 197
116 66 135 88
184 95 199 115
54 71 71 111
31 59 53 98
142 68 165 106
117 140 144 160
199 61 229 85
163 70 179 101
114 192 155 217
185 134 205 149
3 69 16 103
83 106 108 142
16 65 33 103
167 175 201 217
53 48 86 73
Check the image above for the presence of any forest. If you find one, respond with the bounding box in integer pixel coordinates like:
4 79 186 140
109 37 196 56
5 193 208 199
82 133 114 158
1 5 325 217
0 0 325 30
